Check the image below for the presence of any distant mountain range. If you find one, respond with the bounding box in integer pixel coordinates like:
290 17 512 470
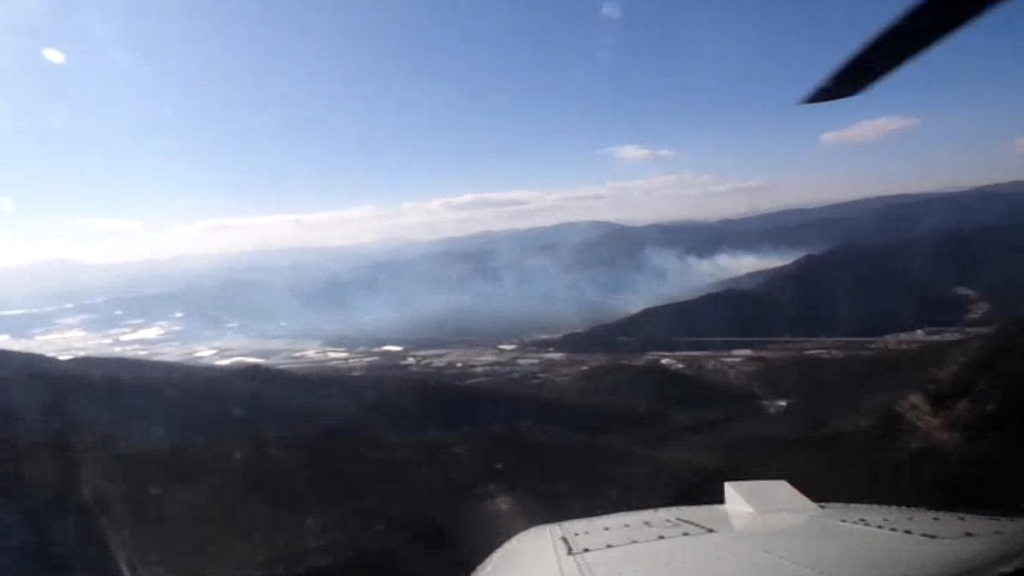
556 224 1024 352
3 181 1024 344
567 180 1024 270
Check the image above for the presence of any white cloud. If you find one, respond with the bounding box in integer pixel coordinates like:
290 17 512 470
1014 137 1024 155
415 193 537 212
600 1 622 19
820 115 921 146
41 47 67 65
0 197 12 213
603 144 676 160
0 173 767 266
76 218 144 232
162 174 760 253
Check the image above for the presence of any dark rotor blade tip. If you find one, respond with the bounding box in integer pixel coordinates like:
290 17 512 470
801 0 1010 105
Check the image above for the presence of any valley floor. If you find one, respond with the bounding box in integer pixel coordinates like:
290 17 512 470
1 323 1022 576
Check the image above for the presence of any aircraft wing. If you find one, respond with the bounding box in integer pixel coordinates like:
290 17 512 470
472 481 1024 576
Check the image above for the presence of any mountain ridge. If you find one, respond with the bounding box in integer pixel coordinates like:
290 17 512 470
556 225 1024 352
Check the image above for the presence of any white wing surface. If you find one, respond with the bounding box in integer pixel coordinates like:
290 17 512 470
473 480 1024 576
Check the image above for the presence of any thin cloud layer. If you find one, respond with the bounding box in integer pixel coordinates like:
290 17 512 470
820 115 921 145
1015 137 1024 155
76 218 144 232
3 172 765 266
164 172 760 256
600 1 623 19
603 144 676 160
0 197 12 213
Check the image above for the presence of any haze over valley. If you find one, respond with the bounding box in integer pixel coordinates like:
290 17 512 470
3 182 1024 365
4 183 1024 576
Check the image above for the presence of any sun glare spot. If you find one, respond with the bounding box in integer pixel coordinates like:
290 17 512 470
41 47 67 65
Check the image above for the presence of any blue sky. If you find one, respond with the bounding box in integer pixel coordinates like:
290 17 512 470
1 0 1023 264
